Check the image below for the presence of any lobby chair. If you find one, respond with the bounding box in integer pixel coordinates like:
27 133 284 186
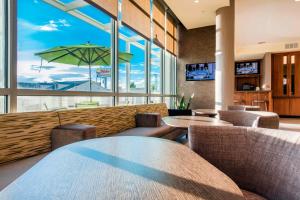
188 125 300 200
218 110 279 129
228 105 261 111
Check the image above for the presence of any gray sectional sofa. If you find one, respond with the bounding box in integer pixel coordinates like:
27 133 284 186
188 125 300 200
218 110 280 129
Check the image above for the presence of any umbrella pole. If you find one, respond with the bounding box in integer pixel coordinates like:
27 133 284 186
89 64 92 102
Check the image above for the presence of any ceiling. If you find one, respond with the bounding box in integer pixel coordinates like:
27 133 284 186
235 0 300 60
165 0 300 59
164 0 230 29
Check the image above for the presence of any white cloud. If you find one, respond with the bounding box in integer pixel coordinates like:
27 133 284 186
130 70 144 75
18 19 71 32
58 19 71 27
39 22 58 31
17 59 90 83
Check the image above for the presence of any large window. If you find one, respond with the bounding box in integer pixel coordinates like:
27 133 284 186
17 96 113 112
0 0 178 113
0 96 5 113
150 43 162 94
0 0 5 88
149 97 161 104
118 25 146 93
17 0 113 92
164 51 176 95
118 97 147 105
164 97 175 109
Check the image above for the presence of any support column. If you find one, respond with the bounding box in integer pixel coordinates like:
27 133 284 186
215 0 235 110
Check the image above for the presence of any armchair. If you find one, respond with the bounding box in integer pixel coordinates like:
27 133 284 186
188 125 300 200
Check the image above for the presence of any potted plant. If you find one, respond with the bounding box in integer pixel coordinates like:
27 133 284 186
168 93 194 116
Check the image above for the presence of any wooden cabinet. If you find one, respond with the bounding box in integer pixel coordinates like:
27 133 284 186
290 99 300 116
272 52 300 116
273 98 290 115
234 91 273 111
274 98 300 116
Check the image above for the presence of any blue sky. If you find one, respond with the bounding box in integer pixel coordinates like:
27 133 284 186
17 0 161 92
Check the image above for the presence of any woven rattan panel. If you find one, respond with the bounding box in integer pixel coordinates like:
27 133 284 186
135 103 169 117
0 112 60 164
58 105 137 137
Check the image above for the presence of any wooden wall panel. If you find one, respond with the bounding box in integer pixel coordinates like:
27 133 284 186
132 0 150 14
174 25 178 39
174 40 178 56
167 16 174 36
166 34 174 53
153 23 165 47
122 0 151 39
166 14 177 54
153 1 165 27
87 0 118 18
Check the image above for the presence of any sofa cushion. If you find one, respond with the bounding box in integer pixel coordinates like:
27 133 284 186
0 153 47 190
116 124 177 138
135 113 161 127
242 190 267 200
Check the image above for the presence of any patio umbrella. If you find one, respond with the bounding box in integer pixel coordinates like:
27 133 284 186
35 43 133 92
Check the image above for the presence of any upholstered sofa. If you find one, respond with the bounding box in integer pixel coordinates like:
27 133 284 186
0 103 185 189
228 105 261 111
188 125 300 200
218 110 279 129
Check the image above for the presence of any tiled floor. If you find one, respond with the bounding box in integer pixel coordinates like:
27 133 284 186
279 118 300 132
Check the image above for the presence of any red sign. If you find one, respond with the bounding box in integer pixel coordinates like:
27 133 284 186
97 67 111 77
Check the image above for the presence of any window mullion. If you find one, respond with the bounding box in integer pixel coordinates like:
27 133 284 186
8 0 17 113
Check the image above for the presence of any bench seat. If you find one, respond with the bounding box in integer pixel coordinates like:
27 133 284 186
116 122 186 140
0 154 47 190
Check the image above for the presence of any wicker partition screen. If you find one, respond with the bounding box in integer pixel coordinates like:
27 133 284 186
58 105 137 137
135 103 169 117
0 112 60 164
0 103 169 164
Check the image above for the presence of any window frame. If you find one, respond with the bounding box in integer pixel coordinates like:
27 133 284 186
1 0 177 113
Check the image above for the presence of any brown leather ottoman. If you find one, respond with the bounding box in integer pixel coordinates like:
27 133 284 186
51 124 96 150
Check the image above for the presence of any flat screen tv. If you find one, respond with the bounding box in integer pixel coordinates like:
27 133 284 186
186 62 215 81
235 61 260 75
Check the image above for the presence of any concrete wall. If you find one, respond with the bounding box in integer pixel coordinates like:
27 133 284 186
177 25 216 109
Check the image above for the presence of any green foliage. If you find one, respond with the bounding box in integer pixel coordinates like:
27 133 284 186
130 82 136 89
174 93 194 110
151 84 157 91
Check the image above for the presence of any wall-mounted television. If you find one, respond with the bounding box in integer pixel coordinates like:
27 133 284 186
235 61 260 75
186 62 215 81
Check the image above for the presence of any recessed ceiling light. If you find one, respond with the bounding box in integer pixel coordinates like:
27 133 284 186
194 0 199 3
295 0 300 2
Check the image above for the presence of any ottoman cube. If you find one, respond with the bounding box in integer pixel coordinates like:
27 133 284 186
51 124 96 150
